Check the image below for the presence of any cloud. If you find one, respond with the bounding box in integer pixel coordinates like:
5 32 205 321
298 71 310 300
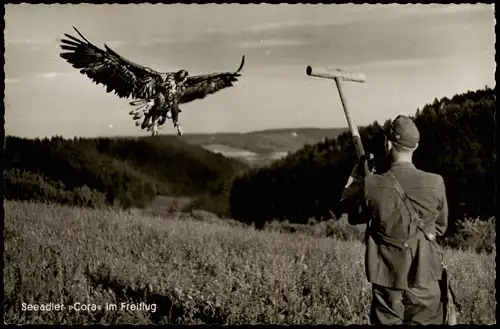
36 72 66 79
98 35 199 49
245 20 350 33
237 38 306 49
330 57 448 74
407 3 493 15
105 40 126 48
242 5 493 35
130 34 202 47
360 58 440 70
5 38 54 45
246 21 305 33
134 37 179 47
29 46 44 52
5 78 21 84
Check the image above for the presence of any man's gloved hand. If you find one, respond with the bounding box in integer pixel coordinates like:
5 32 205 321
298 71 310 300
350 153 376 180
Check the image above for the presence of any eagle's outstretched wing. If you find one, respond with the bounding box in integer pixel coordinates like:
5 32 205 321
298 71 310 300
60 27 163 100
178 55 245 104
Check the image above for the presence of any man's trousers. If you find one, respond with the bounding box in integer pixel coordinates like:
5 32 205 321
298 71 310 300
370 281 443 325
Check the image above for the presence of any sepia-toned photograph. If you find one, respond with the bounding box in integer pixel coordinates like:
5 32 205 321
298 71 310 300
3 3 496 325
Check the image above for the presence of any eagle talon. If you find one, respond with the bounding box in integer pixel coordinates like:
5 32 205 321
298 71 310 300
151 124 159 136
176 124 183 136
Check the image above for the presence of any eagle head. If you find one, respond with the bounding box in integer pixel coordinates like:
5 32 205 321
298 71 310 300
175 70 189 84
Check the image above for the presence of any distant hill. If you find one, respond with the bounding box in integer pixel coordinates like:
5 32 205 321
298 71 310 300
3 127 346 214
4 135 249 215
182 127 347 167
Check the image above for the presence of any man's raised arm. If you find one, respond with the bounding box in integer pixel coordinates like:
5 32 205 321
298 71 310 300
339 155 373 225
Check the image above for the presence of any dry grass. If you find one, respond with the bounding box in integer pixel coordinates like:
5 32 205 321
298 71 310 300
3 201 496 324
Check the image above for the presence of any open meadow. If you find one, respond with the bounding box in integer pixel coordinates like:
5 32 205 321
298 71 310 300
4 200 496 325
4 4 495 325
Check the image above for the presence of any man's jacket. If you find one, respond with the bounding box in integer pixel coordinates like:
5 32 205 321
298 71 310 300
342 161 448 289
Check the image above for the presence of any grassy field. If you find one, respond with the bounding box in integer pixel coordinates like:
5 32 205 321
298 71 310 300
4 200 496 325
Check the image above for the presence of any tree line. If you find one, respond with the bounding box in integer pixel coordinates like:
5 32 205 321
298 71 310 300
4 135 248 215
229 86 496 236
4 86 495 239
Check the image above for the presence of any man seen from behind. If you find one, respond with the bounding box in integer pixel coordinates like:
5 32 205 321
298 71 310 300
340 115 448 325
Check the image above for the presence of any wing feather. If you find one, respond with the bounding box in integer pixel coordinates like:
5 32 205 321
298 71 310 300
59 27 162 100
178 55 245 104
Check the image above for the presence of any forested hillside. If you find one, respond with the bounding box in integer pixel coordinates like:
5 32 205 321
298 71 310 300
4 86 495 232
229 86 496 236
4 135 249 215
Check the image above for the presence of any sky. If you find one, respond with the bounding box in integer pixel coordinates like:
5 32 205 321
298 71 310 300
4 4 496 138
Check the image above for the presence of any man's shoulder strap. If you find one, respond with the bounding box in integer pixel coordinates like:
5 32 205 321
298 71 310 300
386 171 430 237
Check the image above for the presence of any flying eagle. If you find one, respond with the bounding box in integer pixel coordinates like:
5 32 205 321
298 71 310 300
59 27 245 136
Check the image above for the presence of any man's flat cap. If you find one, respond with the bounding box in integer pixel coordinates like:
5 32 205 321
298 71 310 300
387 115 420 148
